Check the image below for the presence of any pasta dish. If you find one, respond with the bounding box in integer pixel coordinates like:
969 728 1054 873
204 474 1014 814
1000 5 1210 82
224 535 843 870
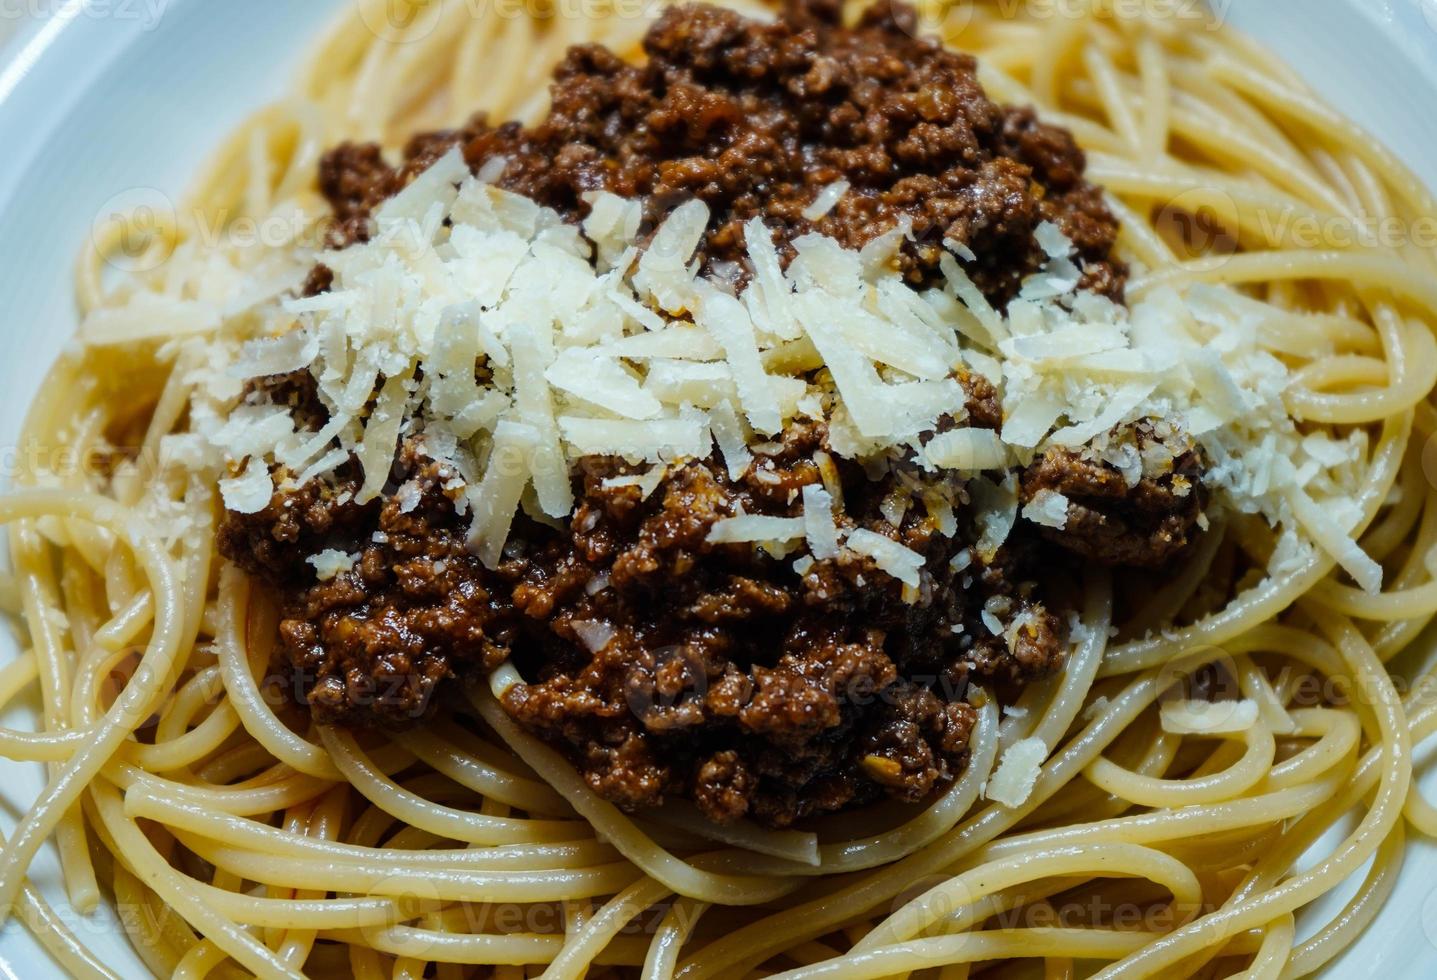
2 0 1436 977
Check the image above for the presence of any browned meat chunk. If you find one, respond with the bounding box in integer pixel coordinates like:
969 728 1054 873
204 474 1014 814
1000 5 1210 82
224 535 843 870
1019 423 1206 568
221 446 512 728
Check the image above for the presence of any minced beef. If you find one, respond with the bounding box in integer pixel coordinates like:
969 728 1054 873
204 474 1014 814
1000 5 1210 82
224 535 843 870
215 0 1198 828
1019 423 1207 568
318 0 1124 306
222 374 1062 826
222 446 510 728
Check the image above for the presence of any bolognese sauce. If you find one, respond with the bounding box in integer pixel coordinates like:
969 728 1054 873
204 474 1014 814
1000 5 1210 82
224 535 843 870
218 0 1206 828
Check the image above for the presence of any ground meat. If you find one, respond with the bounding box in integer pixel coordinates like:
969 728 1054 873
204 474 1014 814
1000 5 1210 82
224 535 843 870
214 0 1170 828
300 264 334 298
215 466 373 584
1019 422 1207 568
495 408 1053 828
316 0 1123 306
219 379 1062 826
312 462 511 726
319 144 392 246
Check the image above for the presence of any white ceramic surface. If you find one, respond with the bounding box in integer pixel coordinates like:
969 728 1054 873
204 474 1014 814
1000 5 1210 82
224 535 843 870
0 0 1435 975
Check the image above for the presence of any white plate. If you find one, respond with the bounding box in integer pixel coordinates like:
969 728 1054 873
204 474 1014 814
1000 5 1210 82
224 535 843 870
0 1 1435 976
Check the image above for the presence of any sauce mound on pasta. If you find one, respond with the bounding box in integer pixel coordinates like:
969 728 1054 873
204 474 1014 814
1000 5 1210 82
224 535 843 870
217 0 1205 828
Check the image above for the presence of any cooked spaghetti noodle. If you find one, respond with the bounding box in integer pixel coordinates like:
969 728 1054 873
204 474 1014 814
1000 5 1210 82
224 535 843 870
3 1 1437 978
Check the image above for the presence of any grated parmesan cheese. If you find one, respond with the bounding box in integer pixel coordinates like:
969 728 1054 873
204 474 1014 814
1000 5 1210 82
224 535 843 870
709 399 753 481
307 549 357 582
467 420 539 568
572 620 618 654
1159 698 1259 735
218 458 273 515
925 428 1007 473
559 416 709 462
708 515 806 546
845 530 924 589
1034 220 1075 259
1022 489 1070 530
802 484 841 561
165 147 1379 594
986 737 1047 807
801 179 850 221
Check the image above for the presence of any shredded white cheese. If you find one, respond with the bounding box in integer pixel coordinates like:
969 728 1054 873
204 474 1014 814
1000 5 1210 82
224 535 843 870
801 179 850 221
572 620 618 654
986 737 1047 807
218 458 273 515
925 428 1007 473
1034 220 1075 259
163 147 1379 596
802 484 841 561
846 530 924 589
1159 698 1260 735
306 549 357 582
708 515 806 546
1022 489 1070 530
